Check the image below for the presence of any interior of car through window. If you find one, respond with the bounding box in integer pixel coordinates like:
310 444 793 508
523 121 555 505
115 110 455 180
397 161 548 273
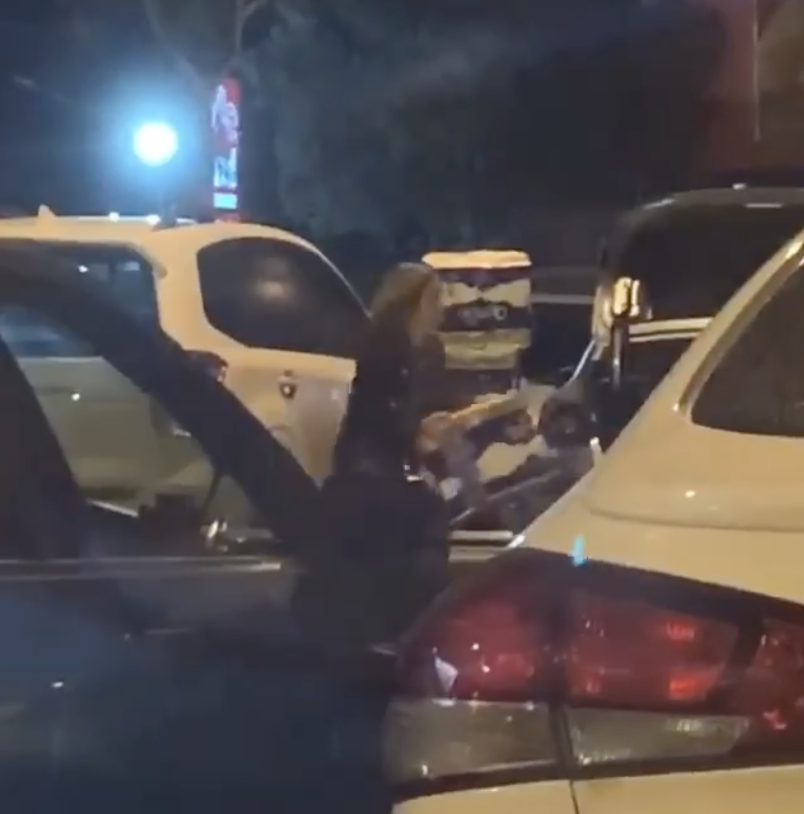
38 243 160 331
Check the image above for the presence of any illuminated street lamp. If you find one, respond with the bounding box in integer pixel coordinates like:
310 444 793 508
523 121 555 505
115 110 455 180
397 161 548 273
133 121 178 167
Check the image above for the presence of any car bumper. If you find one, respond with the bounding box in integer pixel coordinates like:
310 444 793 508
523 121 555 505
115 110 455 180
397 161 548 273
393 780 576 814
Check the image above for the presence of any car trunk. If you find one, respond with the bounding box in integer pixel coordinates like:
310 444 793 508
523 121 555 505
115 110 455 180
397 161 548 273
586 417 804 533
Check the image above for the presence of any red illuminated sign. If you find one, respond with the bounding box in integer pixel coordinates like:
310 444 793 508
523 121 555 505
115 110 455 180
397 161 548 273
211 77 240 213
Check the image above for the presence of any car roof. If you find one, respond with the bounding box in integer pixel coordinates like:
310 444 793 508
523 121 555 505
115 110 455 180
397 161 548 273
0 209 332 263
607 187 804 261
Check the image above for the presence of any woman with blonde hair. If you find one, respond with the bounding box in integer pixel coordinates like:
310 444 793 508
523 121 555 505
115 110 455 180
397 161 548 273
333 261 455 476
295 262 457 653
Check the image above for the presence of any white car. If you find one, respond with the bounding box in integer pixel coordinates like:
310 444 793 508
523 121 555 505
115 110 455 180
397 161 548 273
383 232 804 812
0 208 364 496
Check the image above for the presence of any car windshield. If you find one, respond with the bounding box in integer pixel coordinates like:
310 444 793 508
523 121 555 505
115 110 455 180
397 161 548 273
613 205 804 319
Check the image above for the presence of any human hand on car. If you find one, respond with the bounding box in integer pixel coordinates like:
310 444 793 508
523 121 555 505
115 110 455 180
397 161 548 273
417 412 457 452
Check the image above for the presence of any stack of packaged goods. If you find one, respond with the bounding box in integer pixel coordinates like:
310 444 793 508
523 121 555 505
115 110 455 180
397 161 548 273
424 249 532 403
423 251 549 521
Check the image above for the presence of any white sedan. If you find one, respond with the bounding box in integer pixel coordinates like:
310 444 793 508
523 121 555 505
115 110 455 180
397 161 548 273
383 231 804 812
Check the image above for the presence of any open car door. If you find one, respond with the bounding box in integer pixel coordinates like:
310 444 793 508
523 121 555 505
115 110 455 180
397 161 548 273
0 245 388 808
0 243 324 605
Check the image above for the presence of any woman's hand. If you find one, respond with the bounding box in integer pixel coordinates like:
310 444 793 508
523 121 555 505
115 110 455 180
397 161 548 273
417 411 457 453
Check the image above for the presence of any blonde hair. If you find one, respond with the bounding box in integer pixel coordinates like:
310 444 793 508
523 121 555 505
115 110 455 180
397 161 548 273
369 262 438 336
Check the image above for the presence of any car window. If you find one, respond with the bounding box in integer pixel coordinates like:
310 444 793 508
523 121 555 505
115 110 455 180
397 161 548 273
620 336 693 401
0 241 160 332
613 205 804 320
521 303 591 382
692 259 804 436
0 306 95 357
197 236 365 358
0 304 266 557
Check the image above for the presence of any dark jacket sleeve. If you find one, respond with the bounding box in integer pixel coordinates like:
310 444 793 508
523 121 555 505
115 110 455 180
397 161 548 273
333 329 420 475
415 335 473 414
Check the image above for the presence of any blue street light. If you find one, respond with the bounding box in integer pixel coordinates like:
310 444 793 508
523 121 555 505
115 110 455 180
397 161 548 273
133 121 178 167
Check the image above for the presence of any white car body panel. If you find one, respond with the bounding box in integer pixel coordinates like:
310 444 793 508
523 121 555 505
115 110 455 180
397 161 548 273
0 215 358 487
572 766 804 814
396 767 804 814
521 233 804 599
395 781 576 814
626 316 710 342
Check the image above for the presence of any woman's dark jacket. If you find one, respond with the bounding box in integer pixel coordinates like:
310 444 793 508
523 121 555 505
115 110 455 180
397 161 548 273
333 330 463 477
293 329 461 651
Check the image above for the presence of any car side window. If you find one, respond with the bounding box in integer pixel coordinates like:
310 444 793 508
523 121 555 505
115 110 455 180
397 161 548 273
1 242 161 332
692 262 804 437
521 303 591 383
197 237 365 358
0 304 266 558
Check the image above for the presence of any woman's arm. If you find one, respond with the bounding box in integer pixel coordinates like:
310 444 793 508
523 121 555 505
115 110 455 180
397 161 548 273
415 335 473 414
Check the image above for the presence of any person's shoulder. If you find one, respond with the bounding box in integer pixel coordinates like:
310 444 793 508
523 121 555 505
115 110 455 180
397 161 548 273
357 325 411 368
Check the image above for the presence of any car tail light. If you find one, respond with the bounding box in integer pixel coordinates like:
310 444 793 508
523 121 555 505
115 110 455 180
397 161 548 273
385 549 804 794
536 399 592 450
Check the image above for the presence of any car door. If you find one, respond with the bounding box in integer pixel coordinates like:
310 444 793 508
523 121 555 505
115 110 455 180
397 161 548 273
0 389 330 809
192 237 365 479
0 241 322 577
0 310 297 601
0 247 341 806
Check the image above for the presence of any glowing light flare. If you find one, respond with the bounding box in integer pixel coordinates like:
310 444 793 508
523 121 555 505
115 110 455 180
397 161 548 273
133 122 178 167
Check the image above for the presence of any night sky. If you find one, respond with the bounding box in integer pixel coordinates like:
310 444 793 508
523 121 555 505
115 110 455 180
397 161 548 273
0 1 186 215
0 0 783 251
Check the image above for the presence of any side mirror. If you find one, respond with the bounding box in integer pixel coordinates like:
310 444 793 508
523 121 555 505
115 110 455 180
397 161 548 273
610 277 650 322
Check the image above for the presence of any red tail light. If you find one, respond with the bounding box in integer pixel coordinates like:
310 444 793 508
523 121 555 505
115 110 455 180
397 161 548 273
386 549 804 793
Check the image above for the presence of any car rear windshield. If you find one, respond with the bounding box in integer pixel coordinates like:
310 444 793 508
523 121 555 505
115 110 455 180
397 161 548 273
611 205 804 320
692 253 804 436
